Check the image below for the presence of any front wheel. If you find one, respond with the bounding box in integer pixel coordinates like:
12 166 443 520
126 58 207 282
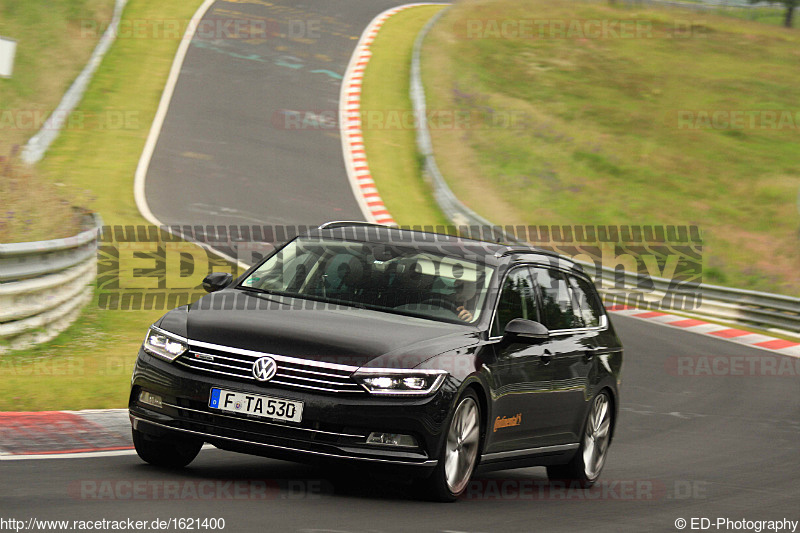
419 390 482 502
547 391 612 487
132 428 203 468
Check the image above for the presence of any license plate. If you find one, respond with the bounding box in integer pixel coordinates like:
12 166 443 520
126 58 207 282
209 388 303 423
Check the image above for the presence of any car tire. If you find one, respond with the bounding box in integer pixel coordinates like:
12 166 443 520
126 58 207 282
132 428 203 468
419 390 482 502
547 390 612 488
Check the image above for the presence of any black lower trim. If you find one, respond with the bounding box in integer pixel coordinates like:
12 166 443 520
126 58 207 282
131 414 438 470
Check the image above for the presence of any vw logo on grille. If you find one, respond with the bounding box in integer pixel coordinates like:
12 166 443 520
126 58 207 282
252 357 278 382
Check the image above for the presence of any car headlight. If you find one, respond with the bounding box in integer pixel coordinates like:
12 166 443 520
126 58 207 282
143 326 188 362
353 369 448 396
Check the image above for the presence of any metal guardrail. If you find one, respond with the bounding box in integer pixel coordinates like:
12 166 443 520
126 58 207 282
409 7 800 336
593 0 784 9
0 214 102 354
21 0 128 164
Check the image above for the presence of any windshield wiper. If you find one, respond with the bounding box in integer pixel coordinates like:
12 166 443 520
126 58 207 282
236 286 292 305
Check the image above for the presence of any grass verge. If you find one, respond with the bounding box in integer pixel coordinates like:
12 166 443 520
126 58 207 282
421 0 800 296
1 1 446 411
0 156 84 242
0 0 211 411
360 5 450 228
0 0 113 150
0 0 113 242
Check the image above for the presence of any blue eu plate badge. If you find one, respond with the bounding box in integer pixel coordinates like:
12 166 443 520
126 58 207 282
209 388 221 408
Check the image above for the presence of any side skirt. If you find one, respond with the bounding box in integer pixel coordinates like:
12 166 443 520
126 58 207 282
476 443 579 474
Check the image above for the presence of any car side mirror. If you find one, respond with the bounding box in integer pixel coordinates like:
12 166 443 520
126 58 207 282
202 272 233 293
503 318 549 343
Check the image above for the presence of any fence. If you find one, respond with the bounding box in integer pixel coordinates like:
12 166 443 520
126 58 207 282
0 214 101 353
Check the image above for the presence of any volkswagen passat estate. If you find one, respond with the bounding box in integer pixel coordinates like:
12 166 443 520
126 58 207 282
129 222 622 501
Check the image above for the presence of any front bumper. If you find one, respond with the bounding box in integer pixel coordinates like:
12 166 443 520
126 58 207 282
129 349 456 474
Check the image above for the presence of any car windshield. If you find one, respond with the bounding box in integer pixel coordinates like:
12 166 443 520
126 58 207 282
239 237 495 324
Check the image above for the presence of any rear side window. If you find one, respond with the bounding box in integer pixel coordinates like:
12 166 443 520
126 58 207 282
569 275 605 328
491 267 538 336
532 268 580 330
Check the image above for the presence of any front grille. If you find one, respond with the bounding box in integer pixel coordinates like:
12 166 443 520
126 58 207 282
174 341 364 394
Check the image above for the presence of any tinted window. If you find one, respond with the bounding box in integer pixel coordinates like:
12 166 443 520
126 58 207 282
533 268 580 330
240 238 495 324
569 275 605 328
492 267 538 336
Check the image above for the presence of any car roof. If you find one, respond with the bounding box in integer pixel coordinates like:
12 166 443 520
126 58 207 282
304 222 584 273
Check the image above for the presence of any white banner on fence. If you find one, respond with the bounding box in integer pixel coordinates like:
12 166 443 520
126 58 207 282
0 36 16 78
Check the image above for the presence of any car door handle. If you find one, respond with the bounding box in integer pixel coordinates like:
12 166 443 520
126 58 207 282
540 350 552 365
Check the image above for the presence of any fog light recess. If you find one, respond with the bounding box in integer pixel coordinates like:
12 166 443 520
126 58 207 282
138 390 163 408
366 432 418 447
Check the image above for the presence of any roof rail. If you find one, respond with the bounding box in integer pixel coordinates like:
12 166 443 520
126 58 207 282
497 247 583 269
496 247 562 259
317 221 393 231
499 247 586 273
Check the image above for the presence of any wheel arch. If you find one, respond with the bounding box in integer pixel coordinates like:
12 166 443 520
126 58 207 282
460 379 491 460
597 384 618 444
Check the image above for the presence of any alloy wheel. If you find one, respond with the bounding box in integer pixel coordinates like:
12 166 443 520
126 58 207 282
444 396 480 494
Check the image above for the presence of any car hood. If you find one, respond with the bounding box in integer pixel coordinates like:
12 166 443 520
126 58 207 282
157 290 481 369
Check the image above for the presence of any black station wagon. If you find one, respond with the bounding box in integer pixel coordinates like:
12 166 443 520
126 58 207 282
129 222 623 501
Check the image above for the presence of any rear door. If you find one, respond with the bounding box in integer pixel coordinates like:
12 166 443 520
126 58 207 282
532 267 602 443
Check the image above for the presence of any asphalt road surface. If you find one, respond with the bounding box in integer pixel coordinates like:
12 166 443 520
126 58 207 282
2 316 799 532
143 0 407 229
3 1 798 532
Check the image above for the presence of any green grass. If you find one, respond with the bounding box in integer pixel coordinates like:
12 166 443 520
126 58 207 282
5 0 797 410
422 0 800 296
0 0 113 150
0 157 85 242
360 5 450 228
0 293 147 410
715 6 786 27
1 0 446 411
0 0 213 411
0 0 113 242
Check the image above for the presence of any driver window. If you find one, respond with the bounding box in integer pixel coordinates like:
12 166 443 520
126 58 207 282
491 267 538 337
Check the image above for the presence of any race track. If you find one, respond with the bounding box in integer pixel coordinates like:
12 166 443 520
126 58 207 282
141 0 406 228
3 317 799 531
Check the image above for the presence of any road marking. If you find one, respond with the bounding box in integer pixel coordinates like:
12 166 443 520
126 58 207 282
339 4 450 225
132 0 248 270
0 449 138 461
609 307 800 358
